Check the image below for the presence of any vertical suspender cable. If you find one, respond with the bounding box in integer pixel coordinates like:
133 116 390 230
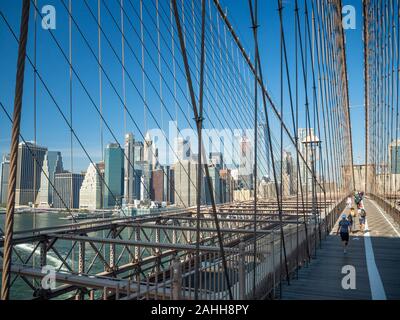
1 0 30 300
364 0 369 194
32 0 38 275
98 0 104 162
121 0 127 135
194 0 206 301
156 0 164 134
250 0 259 299
278 0 284 297
68 0 75 271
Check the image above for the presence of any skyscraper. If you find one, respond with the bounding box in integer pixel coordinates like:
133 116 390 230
206 165 221 205
239 135 253 176
0 154 10 205
144 133 155 168
220 169 233 203
276 151 295 197
209 152 224 167
53 172 84 209
151 165 173 203
134 141 144 164
136 161 151 201
15 142 48 206
124 133 135 204
134 168 142 200
174 160 205 207
151 168 164 202
79 162 104 210
258 123 270 179
36 151 64 207
103 143 124 208
175 137 192 161
389 140 400 174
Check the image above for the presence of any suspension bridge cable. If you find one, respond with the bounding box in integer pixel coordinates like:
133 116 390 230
1 0 30 300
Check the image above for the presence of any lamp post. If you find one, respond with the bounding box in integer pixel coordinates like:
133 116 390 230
302 132 321 257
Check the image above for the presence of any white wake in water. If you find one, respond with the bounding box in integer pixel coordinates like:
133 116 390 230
15 243 69 271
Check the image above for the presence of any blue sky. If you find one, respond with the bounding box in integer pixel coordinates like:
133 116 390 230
0 0 365 173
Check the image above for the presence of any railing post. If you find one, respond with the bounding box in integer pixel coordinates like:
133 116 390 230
110 227 116 270
135 226 140 262
172 257 182 300
239 242 246 300
272 230 276 298
40 240 47 268
78 240 85 274
76 240 85 300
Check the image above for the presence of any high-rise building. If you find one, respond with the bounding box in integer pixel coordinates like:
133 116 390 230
151 168 164 203
389 140 400 174
239 135 253 176
36 151 64 207
151 165 174 203
15 142 48 206
174 160 205 207
258 123 270 179
175 137 192 161
136 161 151 201
169 167 175 204
220 169 233 203
134 141 144 164
206 165 221 205
0 154 10 204
144 133 158 169
124 133 135 204
209 152 223 167
276 151 296 197
79 162 104 210
53 172 84 209
298 128 315 191
103 143 124 208
134 168 142 200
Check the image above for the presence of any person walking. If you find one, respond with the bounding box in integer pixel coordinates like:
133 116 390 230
350 207 357 232
346 196 352 209
337 214 351 254
359 208 367 232
347 211 354 233
354 192 360 206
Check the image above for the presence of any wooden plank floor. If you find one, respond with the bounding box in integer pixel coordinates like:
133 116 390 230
281 198 400 300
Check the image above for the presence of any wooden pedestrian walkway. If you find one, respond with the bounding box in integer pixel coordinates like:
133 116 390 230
281 198 400 300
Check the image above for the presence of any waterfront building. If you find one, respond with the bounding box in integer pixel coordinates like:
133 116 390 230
103 143 124 208
53 172 84 209
15 142 47 206
79 162 104 210
36 151 64 207
0 154 10 204
124 133 135 204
